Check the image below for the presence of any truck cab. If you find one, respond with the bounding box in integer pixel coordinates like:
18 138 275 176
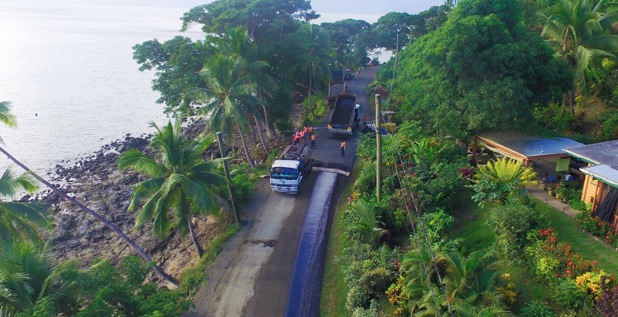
270 144 313 194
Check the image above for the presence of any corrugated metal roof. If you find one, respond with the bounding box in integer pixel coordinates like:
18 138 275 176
581 164 618 188
565 140 618 170
477 133 584 159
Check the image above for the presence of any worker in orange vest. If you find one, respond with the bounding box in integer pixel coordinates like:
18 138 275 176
340 140 346 157
293 133 299 146
311 133 316 149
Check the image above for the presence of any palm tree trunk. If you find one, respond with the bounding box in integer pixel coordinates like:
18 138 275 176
248 123 258 148
237 124 255 167
254 116 268 152
0 146 179 287
308 63 314 119
188 216 203 257
568 90 575 116
261 104 275 138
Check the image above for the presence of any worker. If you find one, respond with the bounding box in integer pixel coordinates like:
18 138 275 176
362 115 367 126
308 126 313 136
300 129 306 142
340 140 346 157
311 133 316 149
293 133 299 146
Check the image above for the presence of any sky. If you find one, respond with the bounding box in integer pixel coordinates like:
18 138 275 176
19 0 446 24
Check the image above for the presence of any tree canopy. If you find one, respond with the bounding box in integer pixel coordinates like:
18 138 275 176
389 0 572 140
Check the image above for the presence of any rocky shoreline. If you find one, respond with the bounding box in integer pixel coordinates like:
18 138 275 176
23 121 228 283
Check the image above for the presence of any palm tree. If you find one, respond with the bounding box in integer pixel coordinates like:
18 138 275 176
118 120 227 257
0 102 17 138
401 247 506 315
294 24 333 120
346 198 388 246
0 168 50 247
0 101 178 286
0 240 53 316
0 102 50 247
442 250 503 309
213 27 279 142
541 0 618 114
0 240 87 317
469 157 537 207
191 54 265 167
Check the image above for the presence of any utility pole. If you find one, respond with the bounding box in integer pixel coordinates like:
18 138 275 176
216 132 240 223
375 94 382 201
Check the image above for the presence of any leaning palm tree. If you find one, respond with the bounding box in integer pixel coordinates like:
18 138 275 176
191 53 264 168
540 0 618 114
0 101 178 285
118 120 227 257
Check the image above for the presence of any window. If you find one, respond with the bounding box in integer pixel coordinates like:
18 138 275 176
270 167 299 180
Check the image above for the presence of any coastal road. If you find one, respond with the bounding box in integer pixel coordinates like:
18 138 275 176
184 66 379 317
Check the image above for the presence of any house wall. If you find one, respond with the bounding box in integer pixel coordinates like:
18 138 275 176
581 175 604 210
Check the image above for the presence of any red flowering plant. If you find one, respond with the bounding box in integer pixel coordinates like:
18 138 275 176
527 228 599 281
577 210 612 237
576 210 618 247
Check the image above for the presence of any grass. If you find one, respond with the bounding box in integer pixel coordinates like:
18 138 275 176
319 159 363 317
449 191 552 313
532 197 618 275
449 192 618 313
449 190 494 252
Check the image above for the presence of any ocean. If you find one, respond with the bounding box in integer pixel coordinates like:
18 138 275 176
0 1 203 177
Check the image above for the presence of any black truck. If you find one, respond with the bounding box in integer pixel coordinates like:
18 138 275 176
328 94 359 136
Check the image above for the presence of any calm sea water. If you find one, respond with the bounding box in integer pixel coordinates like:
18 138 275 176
0 1 203 176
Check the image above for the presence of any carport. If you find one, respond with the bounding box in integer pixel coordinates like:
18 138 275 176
472 133 584 168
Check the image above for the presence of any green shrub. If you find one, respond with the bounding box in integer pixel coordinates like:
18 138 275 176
521 300 556 317
340 242 399 314
346 286 371 311
413 209 454 247
601 112 618 140
487 203 539 262
351 300 380 317
231 172 254 207
354 162 377 196
568 199 587 211
555 278 590 311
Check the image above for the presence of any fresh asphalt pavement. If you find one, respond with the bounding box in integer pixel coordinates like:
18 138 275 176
184 66 379 317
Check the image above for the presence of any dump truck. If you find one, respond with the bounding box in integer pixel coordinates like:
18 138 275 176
328 94 359 135
270 143 313 194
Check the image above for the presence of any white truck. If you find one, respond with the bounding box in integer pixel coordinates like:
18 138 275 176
270 143 313 194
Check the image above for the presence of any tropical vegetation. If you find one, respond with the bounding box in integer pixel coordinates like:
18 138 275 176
323 0 618 316
3 0 618 316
